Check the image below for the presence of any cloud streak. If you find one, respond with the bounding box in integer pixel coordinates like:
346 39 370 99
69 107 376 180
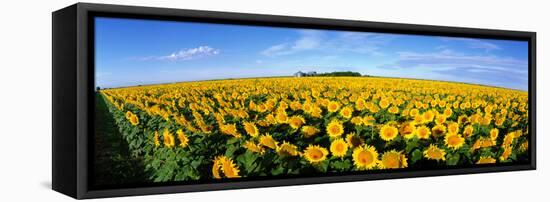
131 46 220 61
378 49 528 90
159 46 220 61
261 30 395 57
260 30 322 56
387 49 526 73
439 37 501 52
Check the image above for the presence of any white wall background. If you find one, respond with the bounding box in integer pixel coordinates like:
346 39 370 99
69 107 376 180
0 0 546 201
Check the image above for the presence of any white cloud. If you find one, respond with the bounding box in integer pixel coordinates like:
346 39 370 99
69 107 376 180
392 49 526 74
261 30 322 56
131 46 220 61
261 43 292 56
261 30 394 57
159 46 220 61
440 37 501 52
378 49 528 90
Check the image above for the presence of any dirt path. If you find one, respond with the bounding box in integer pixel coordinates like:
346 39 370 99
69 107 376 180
93 93 147 187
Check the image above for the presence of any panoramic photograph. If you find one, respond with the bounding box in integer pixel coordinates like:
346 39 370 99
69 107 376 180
93 17 530 186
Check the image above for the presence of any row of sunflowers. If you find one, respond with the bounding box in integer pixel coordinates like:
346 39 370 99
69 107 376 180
99 77 529 182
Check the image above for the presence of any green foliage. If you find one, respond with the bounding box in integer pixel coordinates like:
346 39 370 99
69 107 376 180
316 71 362 77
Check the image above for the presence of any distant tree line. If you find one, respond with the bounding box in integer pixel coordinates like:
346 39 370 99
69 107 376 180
316 71 362 77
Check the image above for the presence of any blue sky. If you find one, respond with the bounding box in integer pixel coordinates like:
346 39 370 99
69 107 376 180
95 17 529 91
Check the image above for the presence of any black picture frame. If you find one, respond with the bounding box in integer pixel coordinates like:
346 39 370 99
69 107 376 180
52 2 536 199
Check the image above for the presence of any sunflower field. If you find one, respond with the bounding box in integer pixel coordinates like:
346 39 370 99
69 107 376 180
99 77 529 182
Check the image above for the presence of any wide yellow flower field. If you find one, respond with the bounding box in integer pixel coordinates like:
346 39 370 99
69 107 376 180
99 76 529 182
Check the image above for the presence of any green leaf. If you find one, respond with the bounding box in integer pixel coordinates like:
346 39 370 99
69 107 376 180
225 145 238 157
331 159 351 171
404 137 420 153
191 159 201 168
227 137 240 145
271 165 285 175
411 149 422 164
446 153 460 166
315 160 330 173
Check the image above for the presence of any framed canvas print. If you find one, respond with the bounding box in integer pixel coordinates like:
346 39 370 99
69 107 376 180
52 3 536 199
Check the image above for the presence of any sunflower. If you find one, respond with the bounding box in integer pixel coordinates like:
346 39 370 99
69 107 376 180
288 115 306 129
444 133 465 150
470 114 481 124
330 138 349 158
414 101 423 108
352 145 378 170
495 117 505 126
276 141 299 157
362 116 375 126
129 114 139 126
220 123 241 138
502 132 515 147
380 150 408 169
422 110 435 123
399 122 417 139
514 129 523 138
310 106 323 118
339 106 353 119
303 145 329 164
519 141 529 152
370 105 380 113
351 116 363 125
388 106 399 114
500 146 512 161
447 122 459 134
346 133 364 148
443 107 453 117
355 98 366 110
243 122 259 137
214 156 241 178
248 101 257 111
476 156 496 164
379 99 390 109
176 129 189 148
379 124 398 141
413 114 424 124
153 130 160 147
301 125 319 137
326 120 344 138
265 113 277 125
163 129 175 148
125 111 133 120
259 133 278 149
431 124 447 137
463 125 474 138
290 101 302 111
434 114 446 125
478 137 496 148
438 100 447 108
244 140 264 154
481 115 492 125
212 156 222 179
423 144 446 161
458 115 469 124
409 108 420 117
256 104 268 112
327 101 340 113
302 102 312 113
275 111 288 124
490 128 499 140
416 125 431 139
470 139 482 152
401 108 410 117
